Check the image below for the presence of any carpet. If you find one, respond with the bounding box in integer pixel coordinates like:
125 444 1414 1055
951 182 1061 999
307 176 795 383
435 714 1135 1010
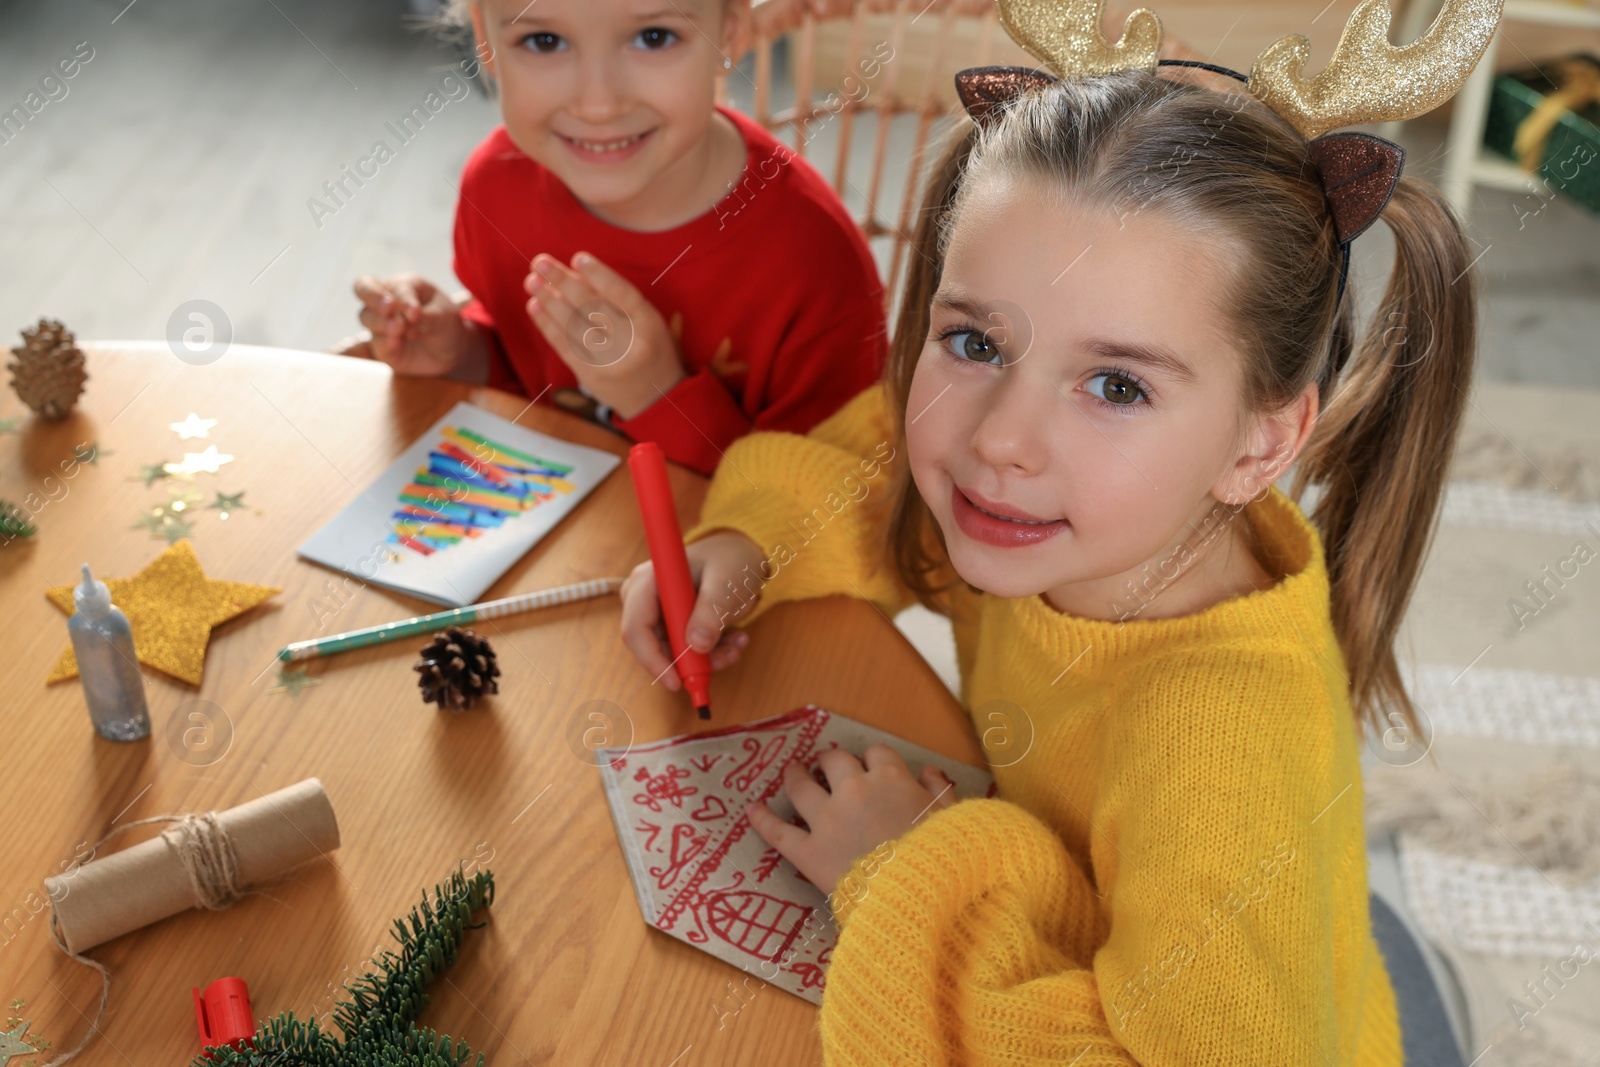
1370 379 1600 1066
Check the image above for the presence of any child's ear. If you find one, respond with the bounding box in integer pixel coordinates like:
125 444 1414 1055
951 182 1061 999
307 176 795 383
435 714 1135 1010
1214 383 1319 506
721 0 752 65
468 3 498 81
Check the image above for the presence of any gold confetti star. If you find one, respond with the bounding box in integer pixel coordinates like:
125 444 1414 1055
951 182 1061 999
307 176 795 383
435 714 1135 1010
164 445 233 477
131 509 166 533
137 463 171 487
208 490 246 518
166 482 202 509
133 486 206 541
269 666 322 697
158 515 194 544
169 413 218 440
45 541 279 686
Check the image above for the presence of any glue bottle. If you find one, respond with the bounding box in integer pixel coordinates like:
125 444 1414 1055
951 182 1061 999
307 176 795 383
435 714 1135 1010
68 563 151 741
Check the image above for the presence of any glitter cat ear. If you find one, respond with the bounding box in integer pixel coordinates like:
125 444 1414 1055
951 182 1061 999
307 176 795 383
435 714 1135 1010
955 66 1060 125
1309 132 1406 244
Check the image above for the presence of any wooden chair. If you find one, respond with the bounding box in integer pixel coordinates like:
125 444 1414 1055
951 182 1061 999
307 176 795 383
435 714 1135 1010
727 0 1225 303
730 0 1011 304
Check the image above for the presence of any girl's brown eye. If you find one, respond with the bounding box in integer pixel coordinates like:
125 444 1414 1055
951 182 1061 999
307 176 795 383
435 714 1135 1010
1087 373 1145 405
946 331 1000 365
633 27 678 49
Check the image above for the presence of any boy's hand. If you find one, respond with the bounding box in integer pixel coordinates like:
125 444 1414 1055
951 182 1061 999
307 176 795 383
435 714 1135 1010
525 252 687 419
619 530 765 689
353 273 473 376
746 746 959 899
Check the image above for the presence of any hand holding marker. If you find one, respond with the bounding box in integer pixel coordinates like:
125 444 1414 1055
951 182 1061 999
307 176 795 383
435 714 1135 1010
628 442 713 720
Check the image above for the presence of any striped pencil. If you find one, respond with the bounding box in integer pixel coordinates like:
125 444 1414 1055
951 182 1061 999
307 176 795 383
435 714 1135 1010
276 577 624 662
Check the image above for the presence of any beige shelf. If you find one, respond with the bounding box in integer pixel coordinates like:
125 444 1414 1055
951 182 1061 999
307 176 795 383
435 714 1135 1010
1501 0 1600 30
1440 0 1600 219
1469 148 1549 193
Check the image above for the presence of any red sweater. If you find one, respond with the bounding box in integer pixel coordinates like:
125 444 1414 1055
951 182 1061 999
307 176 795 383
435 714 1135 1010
451 108 887 474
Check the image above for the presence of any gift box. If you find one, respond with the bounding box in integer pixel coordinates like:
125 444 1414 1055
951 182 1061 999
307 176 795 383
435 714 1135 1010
1483 54 1600 216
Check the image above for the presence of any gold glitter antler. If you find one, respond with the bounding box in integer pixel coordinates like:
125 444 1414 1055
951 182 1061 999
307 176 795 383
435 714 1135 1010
997 0 1162 79
1248 0 1504 140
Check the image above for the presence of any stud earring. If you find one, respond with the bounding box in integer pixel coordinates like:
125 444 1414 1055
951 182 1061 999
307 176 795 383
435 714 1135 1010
723 56 732 70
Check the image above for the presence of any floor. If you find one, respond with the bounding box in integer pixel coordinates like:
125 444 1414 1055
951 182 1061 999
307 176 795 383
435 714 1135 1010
0 0 495 355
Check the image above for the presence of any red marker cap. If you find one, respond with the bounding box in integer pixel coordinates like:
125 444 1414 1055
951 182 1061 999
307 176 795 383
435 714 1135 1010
194 977 255 1057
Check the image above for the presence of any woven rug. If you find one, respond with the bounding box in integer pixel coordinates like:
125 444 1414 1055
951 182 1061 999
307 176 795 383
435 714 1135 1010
1367 380 1600 1066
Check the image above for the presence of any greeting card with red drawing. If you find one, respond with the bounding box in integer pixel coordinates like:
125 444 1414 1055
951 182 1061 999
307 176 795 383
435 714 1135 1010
596 706 996 1004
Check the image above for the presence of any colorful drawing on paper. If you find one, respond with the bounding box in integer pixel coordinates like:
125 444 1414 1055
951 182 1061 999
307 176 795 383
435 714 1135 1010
386 425 577 557
596 706 998 1005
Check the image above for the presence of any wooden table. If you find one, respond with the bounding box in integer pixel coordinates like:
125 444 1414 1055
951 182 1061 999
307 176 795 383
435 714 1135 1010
0 343 982 1066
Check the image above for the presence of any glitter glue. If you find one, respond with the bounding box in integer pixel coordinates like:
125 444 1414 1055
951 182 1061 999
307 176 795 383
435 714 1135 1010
67 563 151 741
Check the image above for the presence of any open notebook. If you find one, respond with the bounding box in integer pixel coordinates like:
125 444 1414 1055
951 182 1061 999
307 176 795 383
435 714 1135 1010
597 706 995 1004
297 401 620 607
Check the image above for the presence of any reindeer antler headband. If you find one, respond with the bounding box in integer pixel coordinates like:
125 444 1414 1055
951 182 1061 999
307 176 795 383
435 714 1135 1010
957 0 1503 296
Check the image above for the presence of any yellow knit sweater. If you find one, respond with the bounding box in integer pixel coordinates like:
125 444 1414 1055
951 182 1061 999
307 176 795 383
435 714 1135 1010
684 384 1402 1066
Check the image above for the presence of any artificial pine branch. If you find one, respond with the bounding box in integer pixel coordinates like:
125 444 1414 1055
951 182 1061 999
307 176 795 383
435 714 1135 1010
196 867 495 1067
0 499 36 541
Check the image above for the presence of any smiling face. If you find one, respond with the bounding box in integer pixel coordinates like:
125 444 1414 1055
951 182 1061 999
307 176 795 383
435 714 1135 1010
905 176 1308 619
473 0 744 230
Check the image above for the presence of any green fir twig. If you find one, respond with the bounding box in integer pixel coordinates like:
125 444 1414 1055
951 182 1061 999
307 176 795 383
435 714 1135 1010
197 867 495 1067
0 500 36 542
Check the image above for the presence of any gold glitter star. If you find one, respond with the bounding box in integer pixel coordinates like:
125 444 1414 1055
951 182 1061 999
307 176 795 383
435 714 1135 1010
0 1023 37 1065
45 540 280 686
164 445 233 477
74 442 106 465
268 666 322 697
169 413 218 440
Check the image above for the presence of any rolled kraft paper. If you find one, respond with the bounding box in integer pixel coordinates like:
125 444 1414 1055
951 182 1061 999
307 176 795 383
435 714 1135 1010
44 778 341 954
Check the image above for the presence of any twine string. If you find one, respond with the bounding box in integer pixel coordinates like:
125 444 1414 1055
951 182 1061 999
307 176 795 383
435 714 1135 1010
41 810 244 1066
163 813 242 910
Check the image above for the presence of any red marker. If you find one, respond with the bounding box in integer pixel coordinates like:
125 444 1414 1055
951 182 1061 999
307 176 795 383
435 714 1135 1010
628 442 712 719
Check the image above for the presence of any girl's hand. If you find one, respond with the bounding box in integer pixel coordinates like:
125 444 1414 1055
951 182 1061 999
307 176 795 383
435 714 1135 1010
747 747 959 898
353 273 474 376
619 530 766 689
525 252 687 419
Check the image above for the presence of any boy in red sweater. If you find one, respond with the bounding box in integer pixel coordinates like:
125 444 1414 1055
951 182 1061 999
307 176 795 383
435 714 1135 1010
351 0 886 474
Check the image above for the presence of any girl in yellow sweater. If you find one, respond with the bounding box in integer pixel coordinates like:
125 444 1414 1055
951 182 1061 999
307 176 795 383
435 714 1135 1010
619 2 1497 1060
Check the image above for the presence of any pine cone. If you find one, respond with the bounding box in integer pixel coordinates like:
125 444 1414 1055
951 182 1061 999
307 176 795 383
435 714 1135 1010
414 627 500 711
9 318 87 420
